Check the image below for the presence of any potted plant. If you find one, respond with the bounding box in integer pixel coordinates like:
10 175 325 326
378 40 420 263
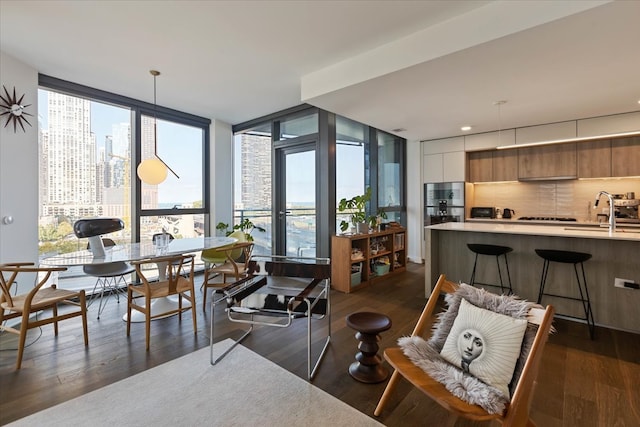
216 219 266 241
338 187 372 233
368 209 388 231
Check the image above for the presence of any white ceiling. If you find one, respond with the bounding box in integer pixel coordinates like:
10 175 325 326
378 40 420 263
1 0 639 142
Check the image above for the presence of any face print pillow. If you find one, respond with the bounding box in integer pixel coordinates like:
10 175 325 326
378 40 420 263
440 298 528 397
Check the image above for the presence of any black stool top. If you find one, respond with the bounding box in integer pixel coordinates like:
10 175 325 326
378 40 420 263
535 249 592 264
346 312 392 334
467 244 513 256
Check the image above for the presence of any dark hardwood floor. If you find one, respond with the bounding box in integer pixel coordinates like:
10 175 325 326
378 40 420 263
1 263 639 426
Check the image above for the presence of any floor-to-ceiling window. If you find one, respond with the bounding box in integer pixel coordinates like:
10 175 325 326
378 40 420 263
336 116 366 231
232 123 272 255
376 129 406 223
37 75 210 291
232 105 406 258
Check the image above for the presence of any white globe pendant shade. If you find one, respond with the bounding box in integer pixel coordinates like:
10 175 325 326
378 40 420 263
137 158 168 185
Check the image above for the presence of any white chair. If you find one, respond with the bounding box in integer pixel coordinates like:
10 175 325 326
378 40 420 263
84 238 134 319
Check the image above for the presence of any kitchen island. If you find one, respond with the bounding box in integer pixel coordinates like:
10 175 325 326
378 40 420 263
425 222 640 333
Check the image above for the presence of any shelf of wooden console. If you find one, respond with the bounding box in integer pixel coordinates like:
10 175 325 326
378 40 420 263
331 226 406 293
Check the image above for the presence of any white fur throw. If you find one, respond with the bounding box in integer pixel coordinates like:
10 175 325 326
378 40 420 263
398 283 542 415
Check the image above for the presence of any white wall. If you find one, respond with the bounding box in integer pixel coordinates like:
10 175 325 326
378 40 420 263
210 119 233 232
405 139 423 263
0 51 39 265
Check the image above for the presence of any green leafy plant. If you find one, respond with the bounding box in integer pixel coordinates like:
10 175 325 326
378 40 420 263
338 187 372 232
368 209 388 228
216 219 266 241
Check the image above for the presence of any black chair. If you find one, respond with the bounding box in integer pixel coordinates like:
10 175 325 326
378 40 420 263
467 243 513 294
535 249 594 339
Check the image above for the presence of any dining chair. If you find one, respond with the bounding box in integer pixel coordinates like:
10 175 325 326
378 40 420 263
201 239 254 311
0 262 89 369
84 238 135 319
127 254 197 350
374 274 555 426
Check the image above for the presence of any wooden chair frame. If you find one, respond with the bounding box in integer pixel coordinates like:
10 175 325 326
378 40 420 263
0 262 89 369
127 254 197 350
201 241 254 311
374 274 554 426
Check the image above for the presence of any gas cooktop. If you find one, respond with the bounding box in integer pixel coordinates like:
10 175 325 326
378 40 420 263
518 217 577 222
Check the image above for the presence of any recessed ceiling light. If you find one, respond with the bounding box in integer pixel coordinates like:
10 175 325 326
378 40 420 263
391 128 406 133
461 126 472 131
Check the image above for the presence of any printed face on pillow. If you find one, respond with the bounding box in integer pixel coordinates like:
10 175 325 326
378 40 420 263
458 329 484 365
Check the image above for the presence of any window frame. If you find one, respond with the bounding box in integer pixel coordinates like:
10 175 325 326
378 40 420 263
38 74 211 243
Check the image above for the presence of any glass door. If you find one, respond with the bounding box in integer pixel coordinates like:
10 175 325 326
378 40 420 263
275 143 316 257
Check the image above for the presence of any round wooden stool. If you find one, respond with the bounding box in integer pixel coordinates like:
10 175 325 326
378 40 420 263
345 311 392 383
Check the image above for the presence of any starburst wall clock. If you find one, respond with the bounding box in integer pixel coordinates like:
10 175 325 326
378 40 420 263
0 85 33 132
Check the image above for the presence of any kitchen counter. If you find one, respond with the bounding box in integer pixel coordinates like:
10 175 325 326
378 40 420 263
429 221 640 241
425 221 640 333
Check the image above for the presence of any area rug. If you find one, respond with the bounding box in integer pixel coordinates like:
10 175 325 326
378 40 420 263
8 339 382 426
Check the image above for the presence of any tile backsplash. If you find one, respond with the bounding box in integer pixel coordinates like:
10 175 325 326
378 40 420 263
472 178 640 222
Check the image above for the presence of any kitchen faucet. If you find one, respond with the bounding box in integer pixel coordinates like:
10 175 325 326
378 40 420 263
594 191 616 232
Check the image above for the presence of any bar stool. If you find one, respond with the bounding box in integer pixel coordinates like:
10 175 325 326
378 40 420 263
346 311 392 383
467 243 513 294
535 249 595 339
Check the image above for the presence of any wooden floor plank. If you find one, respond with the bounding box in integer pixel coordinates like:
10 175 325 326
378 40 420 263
1 262 639 426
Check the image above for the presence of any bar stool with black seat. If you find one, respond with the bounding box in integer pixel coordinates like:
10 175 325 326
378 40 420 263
467 243 513 294
535 249 595 339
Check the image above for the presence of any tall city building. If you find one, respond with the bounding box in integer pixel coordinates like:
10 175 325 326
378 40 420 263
111 122 130 158
239 133 271 210
40 92 98 219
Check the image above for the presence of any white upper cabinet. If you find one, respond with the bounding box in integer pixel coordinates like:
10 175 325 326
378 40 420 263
577 111 640 137
422 137 464 182
464 129 515 151
515 121 576 144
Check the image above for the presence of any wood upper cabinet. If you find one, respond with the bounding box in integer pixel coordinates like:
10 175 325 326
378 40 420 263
518 143 577 180
465 134 637 182
467 150 518 182
578 139 611 178
492 150 518 181
467 151 492 182
611 136 640 176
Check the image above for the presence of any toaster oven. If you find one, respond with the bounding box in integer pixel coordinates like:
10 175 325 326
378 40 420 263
470 207 495 218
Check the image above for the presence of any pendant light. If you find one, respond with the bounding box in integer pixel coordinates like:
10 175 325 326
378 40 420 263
137 70 179 185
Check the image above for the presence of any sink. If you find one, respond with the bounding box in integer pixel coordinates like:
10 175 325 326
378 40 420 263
564 227 640 234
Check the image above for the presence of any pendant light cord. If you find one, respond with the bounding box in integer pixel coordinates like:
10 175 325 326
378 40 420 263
150 70 179 179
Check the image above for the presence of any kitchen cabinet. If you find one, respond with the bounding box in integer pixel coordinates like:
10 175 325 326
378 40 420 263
423 153 444 183
577 111 640 137
422 137 465 183
467 151 492 182
467 150 518 182
492 150 518 181
515 121 576 144
518 143 577 180
423 152 465 183
331 227 406 293
611 136 640 177
577 139 611 178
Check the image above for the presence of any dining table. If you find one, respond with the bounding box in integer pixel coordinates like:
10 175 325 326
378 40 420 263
41 236 236 322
